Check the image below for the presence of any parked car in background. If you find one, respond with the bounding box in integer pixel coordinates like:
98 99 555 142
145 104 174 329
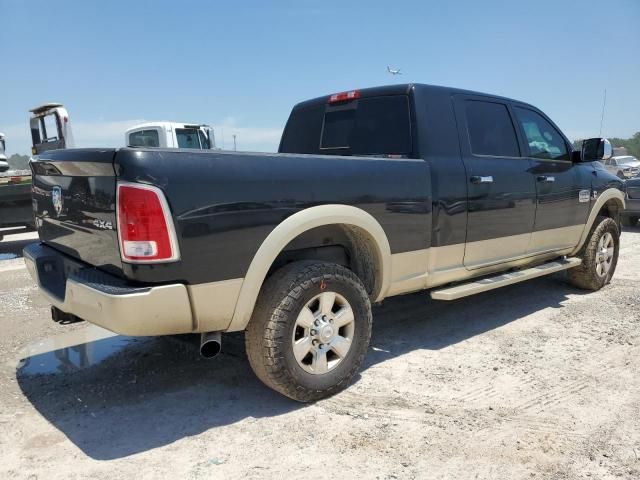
0 132 34 240
603 155 640 179
0 171 34 240
125 122 216 149
0 132 7 163
622 176 640 227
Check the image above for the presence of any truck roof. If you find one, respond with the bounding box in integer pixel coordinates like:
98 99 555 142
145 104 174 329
126 122 211 133
292 83 534 110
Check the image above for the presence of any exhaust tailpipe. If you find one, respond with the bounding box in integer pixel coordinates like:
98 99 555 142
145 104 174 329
200 331 222 358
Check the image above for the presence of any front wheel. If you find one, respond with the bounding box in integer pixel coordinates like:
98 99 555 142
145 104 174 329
245 261 372 402
567 216 619 290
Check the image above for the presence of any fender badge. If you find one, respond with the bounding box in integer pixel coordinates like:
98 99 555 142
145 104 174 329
592 190 599 200
579 190 590 203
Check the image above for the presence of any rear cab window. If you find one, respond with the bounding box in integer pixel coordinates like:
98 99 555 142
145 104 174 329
280 94 413 158
128 129 160 147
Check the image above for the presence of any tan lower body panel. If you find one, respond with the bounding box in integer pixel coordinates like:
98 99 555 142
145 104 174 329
47 280 193 336
388 225 584 297
187 278 244 332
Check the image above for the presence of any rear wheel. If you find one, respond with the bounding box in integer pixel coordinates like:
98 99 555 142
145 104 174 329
621 216 638 228
245 261 372 402
567 216 619 290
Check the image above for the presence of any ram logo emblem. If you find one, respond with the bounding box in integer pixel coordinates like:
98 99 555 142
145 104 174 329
52 186 63 216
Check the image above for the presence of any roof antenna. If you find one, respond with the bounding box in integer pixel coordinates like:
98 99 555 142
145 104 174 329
599 88 607 137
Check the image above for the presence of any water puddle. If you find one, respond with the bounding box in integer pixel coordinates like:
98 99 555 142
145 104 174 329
16 325 147 376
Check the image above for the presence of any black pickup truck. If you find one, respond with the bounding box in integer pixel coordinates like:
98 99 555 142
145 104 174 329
25 84 625 401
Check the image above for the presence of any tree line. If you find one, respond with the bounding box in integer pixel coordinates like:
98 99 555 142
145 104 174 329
6 154 30 170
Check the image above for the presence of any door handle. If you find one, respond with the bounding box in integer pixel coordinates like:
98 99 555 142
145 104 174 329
537 175 555 183
470 175 494 184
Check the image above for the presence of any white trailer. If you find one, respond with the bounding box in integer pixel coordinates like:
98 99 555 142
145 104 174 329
125 122 216 150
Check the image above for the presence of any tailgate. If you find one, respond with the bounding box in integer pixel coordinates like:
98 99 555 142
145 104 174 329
30 148 123 276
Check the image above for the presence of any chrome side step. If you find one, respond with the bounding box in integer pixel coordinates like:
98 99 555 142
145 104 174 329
430 257 582 301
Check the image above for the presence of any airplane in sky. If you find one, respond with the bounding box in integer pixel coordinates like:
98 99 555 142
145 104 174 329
387 66 402 75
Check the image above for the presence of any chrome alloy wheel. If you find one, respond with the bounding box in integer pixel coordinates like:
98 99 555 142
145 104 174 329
595 232 615 277
291 291 355 375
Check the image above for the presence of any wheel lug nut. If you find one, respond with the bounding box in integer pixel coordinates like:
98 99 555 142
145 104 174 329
312 340 319 346
314 319 320 326
329 319 334 324
311 329 317 336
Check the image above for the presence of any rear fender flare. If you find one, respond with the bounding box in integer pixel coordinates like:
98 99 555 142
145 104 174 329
227 205 391 331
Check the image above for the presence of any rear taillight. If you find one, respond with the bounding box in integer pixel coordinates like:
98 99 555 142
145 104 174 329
328 90 360 104
116 182 180 263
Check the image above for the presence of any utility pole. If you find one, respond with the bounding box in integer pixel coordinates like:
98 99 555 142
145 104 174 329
232 134 237 152
599 88 607 137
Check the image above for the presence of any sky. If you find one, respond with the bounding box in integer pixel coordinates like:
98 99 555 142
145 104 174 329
1 0 639 156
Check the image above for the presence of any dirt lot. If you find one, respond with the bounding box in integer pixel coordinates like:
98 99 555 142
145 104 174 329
1 227 639 479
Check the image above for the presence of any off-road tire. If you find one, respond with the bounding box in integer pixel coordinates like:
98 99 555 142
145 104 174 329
245 261 372 402
567 216 619 290
621 216 638 228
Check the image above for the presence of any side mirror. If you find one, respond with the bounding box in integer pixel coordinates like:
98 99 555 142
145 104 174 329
0 160 9 173
581 137 613 162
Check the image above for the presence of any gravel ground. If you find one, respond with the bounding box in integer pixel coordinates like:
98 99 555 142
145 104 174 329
0 227 639 479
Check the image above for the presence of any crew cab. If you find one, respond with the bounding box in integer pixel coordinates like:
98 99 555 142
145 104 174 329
24 84 625 402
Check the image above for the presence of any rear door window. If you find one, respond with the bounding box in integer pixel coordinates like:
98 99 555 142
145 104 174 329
514 107 569 160
465 100 520 157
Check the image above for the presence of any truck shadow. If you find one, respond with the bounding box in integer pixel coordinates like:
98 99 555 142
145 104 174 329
17 273 586 460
